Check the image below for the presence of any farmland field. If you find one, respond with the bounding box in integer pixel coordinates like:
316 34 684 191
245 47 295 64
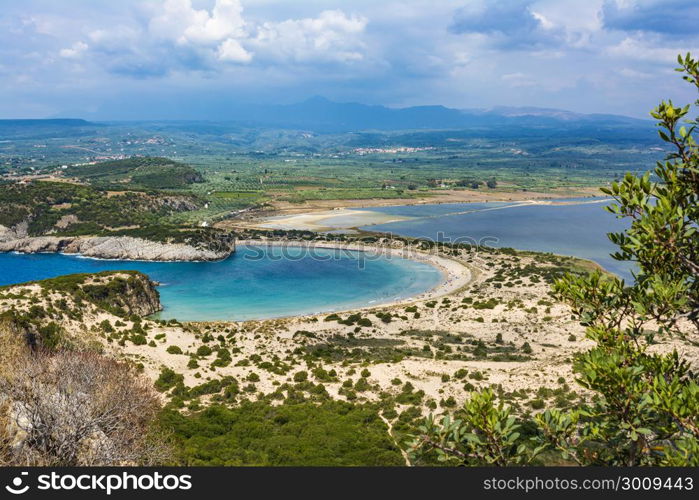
1 118 664 227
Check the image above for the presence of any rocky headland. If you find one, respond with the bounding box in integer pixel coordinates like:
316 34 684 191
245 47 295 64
0 224 235 262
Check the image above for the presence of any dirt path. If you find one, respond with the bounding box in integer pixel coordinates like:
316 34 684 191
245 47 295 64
379 412 411 466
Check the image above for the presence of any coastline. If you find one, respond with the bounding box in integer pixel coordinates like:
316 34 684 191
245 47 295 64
0 237 473 321
235 239 472 316
250 185 606 216
233 196 611 233
0 235 235 262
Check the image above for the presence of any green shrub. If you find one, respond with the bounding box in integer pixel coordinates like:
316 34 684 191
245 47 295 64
441 396 457 408
196 345 213 357
155 368 183 392
354 378 370 392
529 399 545 410
99 319 114 333
211 348 232 368
131 334 147 346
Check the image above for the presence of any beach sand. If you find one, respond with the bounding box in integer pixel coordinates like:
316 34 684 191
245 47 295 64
255 209 411 232
235 196 611 234
235 239 473 312
3 242 697 421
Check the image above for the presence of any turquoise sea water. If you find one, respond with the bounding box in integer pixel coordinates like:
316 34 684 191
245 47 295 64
357 199 635 281
0 246 442 321
0 199 636 321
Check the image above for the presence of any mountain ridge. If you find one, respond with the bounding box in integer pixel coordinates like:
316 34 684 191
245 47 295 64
4 98 651 132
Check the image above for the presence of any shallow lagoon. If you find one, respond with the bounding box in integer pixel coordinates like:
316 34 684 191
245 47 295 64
356 199 634 280
0 199 636 321
0 246 442 321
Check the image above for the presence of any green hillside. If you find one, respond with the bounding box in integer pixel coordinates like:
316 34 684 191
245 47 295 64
0 180 201 237
66 156 204 189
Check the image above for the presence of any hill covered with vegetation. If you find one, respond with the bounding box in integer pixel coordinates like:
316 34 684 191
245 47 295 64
66 156 204 190
0 180 201 237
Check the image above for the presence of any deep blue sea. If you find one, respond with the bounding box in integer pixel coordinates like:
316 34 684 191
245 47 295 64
0 245 442 321
357 198 634 280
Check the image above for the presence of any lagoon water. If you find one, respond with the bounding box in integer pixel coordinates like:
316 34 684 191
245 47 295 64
0 199 636 321
357 199 635 281
0 246 442 321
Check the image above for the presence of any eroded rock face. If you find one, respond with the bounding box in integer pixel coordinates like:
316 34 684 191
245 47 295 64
156 196 200 211
0 222 28 242
0 235 235 262
97 272 162 317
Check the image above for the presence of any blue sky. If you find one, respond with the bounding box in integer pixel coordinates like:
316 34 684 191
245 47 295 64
1 0 697 119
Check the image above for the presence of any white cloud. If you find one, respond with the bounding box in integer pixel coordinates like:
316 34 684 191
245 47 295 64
188 0 246 44
607 36 694 63
217 38 252 63
251 10 368 63
530 11 554 31
77 1 367 73
148 0 249 65
59 41 88 59
148 0 210 44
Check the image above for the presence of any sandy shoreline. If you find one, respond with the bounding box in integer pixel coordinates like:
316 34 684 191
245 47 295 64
235 239 472 314
257 186 605 214
6 236 695 424
256 209 412 232
237 197 611 233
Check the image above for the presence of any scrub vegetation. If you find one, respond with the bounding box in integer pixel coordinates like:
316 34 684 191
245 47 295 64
0 56 696 467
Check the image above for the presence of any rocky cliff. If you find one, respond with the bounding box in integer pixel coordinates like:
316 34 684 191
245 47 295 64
37 271 164 317
0 229 235 262
0 271 163 353
77 271 163 317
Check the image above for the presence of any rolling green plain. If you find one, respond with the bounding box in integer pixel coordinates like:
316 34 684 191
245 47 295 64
0 118 664 228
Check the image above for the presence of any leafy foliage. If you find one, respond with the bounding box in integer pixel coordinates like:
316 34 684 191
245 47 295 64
543 53 699 466
160 400 404 466
408 389 543 465
410 54 699 466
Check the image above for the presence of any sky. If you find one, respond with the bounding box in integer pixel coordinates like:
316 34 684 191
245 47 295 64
1 0 697 119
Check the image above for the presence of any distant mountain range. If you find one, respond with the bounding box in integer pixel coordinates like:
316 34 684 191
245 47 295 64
0 118 101 140
210 96 650 132
4 97 650 134
0 118 92 128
